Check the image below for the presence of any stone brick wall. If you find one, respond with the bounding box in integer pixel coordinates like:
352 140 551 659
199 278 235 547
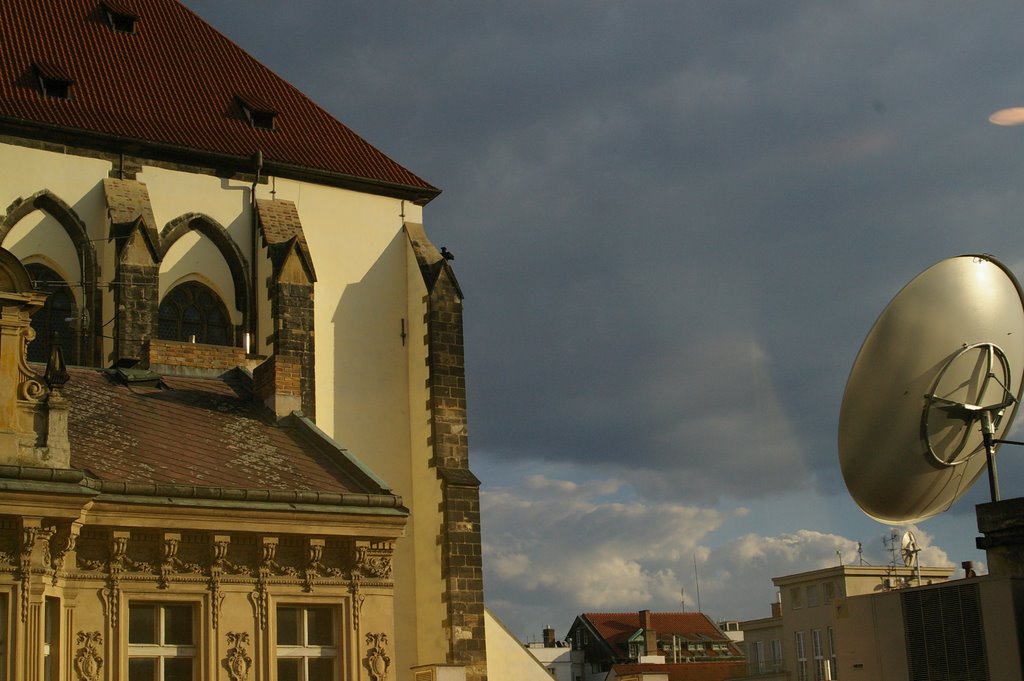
252 353 302 418
144 338 246 375
115 262 158 362
269 280 315 420
426 268 486 681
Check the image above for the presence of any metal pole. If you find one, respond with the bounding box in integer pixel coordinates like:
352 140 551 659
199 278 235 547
982 411 1001 502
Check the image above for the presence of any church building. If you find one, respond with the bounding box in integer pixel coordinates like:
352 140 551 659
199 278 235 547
0 1 486 679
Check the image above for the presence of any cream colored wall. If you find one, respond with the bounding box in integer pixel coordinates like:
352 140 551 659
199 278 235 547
257 176 422 444
485 609 559 681
406 242 449 671
159 232 242 325
135 167 253 253
0 143 110 315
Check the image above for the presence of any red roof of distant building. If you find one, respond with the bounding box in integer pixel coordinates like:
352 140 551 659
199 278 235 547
586 612 724 647
0 0 437 199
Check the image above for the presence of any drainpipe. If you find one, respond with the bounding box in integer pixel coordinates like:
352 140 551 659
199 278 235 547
250 150 262 352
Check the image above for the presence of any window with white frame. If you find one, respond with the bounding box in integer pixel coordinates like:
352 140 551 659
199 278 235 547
128 603 196 681
276 605 338 681
752 640 765 673
795 631 808 681
812 629 832 680
827 627 837 679
771 638 783 669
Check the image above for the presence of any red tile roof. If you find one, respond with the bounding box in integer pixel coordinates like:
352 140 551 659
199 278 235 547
586 612 725 648
62 366 385 497
0 0 437 199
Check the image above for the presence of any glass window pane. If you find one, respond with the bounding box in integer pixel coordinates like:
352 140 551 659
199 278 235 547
307 657 335 681
277 659 300 681
277 607 300 645
305 608 335 646
129 605 157 644
128 658 157 681
163 605 193 645
164 656 194 681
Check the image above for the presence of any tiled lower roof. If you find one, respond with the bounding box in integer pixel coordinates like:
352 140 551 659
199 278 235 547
0 0 437 199
584 612 742 658
62 366 381 497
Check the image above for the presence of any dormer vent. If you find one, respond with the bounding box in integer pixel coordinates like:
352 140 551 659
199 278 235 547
236 94 278 130
32 62 74 99
100 1 139 34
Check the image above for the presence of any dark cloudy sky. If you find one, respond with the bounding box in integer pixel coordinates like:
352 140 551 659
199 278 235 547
183 0 1024 639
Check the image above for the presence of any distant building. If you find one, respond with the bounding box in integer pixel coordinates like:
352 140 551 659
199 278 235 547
524 625 582 681
737 563 954 680
834 572 1023 680
566 610 745 681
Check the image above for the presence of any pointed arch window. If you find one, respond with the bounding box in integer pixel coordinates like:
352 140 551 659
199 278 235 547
25 263 78 365
158 281 232 346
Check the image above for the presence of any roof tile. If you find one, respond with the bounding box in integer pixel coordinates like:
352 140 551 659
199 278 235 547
62 366 374 495
0 0 436 195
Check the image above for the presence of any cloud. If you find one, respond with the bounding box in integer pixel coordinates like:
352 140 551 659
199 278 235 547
181 0 1018 642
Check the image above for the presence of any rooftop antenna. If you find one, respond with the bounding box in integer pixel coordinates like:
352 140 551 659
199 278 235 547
838 254 1024 524
901 530 922 586
693 554 702 613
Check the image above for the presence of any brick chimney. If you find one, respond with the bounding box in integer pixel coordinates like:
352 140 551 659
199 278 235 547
253 354 302 419
543 626 556 647
640 609 657 656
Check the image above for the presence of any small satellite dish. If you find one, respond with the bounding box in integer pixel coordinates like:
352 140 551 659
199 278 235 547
900 531 918 567
839 255 1024 523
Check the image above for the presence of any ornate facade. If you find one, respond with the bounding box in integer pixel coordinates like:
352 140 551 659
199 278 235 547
0 0 486 679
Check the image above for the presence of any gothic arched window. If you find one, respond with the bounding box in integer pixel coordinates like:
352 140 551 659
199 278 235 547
25 263 78 364
158 281 232 346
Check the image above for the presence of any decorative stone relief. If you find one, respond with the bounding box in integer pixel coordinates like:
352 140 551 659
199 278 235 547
209 535 246 630
349 576 365 633
73 631 103 681
355 542 394 580
364 632 392 681
303 538 342 591
19 519 55 621
81 531 153 627
224 632 252 681
158 532 202 588
50 522 81 584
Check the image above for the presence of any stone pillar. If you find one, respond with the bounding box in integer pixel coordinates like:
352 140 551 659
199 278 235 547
976 498 1024 577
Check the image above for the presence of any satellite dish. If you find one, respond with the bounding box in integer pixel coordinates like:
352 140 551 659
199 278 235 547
839 254 1024 523
900 531 919 567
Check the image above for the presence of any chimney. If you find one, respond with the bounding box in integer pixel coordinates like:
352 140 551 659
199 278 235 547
640 609 657 656
253 354 302 419
543 626 556 647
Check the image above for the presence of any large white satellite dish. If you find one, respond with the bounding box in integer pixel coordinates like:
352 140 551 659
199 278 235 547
838 254 1024 524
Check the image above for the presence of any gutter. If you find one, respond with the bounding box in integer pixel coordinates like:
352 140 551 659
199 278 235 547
0 117 441 204
0 464 405 512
